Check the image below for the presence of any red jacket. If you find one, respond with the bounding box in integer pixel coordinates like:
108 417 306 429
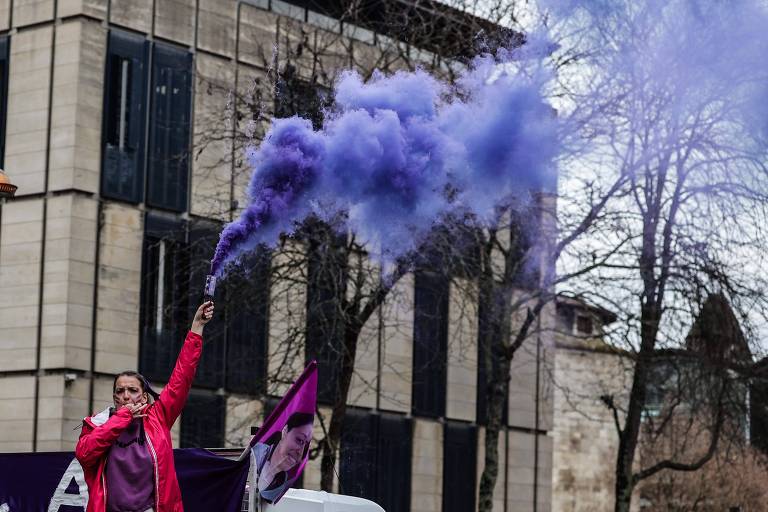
75 331 203 512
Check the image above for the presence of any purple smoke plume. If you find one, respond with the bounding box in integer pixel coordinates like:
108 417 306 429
210 47 557 276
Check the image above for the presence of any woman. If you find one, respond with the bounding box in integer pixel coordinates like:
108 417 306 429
253 411 314 504
75 301 214 512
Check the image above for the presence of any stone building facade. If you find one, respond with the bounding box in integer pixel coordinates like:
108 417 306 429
552 294 755 511
551 298 631 512
0 1 555 511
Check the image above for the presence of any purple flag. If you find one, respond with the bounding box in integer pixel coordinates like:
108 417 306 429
249 361 318 505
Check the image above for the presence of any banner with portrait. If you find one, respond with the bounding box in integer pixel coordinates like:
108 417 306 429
248 360 317 506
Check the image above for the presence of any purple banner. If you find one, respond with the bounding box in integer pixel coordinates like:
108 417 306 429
250 361 317 505
0 448 249 512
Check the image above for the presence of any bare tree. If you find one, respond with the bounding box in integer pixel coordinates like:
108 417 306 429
637 422 768 511
532 1 768 510
190 0 542 501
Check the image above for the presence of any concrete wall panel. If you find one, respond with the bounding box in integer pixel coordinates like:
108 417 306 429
5 26 53 195
94 202 142 374
378 273 413 413
48 19 105 194
0 375 36 451
0 198 44 371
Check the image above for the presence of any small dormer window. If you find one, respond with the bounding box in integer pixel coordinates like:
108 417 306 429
576 315 594 335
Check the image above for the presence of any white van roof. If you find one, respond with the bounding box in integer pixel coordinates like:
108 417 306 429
262 489 385 512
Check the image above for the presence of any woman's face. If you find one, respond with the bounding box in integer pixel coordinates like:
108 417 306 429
113 375 147 408
273 423 313 472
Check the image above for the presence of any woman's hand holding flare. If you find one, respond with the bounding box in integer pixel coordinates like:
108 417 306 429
191 301 215 336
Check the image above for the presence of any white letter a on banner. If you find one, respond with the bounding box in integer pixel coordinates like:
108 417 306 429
47 458 88 511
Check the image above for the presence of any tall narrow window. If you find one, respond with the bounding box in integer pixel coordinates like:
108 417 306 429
374 413 412 511
180 392 225 448
412 270 448 418
188 220 225 389
226 247 270 395
139 213 189 382
340 410 412 509
510 204 544 290
340 410 378 500
102 31 149 202
443 421 477 512
147 43 192 212
305 220 347 404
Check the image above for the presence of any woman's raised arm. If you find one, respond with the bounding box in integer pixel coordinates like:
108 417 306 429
153 302 214 428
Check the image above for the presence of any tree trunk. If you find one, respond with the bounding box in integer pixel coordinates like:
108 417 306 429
613 289 660 511
478 355 511 512
477 271 513 512
320 324 361 491
613 384 640 512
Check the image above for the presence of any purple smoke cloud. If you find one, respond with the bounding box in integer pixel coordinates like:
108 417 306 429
210 47 557 276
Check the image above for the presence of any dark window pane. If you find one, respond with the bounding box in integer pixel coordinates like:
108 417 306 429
415 224 481 280
750 372 768 456
225 248 270 394
340 410 412 510
147 43 192 212
188 220 225 388
510 203 545 290
443 422 477 512
0 37 8 167
274 64 329 129
340 409 378 500
101 31 149 203
181 392 225 448
412 270 448 418
576 315 593 335
139 213 189 382
304 221 347 404
375 413 412 511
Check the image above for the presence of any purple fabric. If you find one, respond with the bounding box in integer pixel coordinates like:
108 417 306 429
105 419 155 512
173 448 250 512
0 448 249 512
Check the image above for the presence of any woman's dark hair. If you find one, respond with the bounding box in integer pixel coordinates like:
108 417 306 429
113 371 160 400
285 412 314 431
264 411 314 446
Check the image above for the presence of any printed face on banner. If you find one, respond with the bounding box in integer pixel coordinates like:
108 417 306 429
251 363 317 505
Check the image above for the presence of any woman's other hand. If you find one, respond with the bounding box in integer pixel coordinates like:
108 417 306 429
191 301 214 335
122 402 148 419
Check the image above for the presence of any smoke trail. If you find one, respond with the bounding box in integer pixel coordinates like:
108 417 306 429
211 46 557 276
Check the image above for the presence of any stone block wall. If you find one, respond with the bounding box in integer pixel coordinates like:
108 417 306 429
94 203 142 374
411 419 443 512
0 198 43 371
39 194 97 371
552 346 632 512
379 272 414 413
0 375 35 451
5 26 52 195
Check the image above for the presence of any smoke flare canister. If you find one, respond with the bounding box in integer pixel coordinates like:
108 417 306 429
204 275 216 304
